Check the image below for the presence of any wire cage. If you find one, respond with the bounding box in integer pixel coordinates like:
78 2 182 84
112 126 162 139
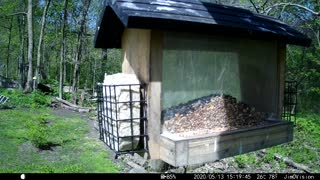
282 81 298 124
96 83 148 157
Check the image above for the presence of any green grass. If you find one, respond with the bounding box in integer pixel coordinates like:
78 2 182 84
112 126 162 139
234 153 257 168
265 113 320 171
0 108 119 173
233 113 320 172
0 89 52 108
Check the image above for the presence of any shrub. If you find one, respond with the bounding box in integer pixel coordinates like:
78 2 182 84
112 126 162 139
0 89 51 108
234 154 257 168
27 115 52 149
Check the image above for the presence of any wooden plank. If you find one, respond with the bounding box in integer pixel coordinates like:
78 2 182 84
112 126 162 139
175 141 188 167
121 28 151 83
148 30 163 159
277 42 286 118
159 137 176 166
161 122 293 166
188 122 291 147
188 128 290 157
163 120 289 141
187 131 291 166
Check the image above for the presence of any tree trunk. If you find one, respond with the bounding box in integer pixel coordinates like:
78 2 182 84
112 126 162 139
63 43 67 83
92 56 96 94
17 16 26 88
6 16 13 78
72 0 91 104
59 0 68 99
45 45 50 80
34 0 51 90
24 0 33 93
101 49 107 79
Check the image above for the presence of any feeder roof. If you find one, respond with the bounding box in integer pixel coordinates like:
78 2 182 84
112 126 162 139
94 0 311 48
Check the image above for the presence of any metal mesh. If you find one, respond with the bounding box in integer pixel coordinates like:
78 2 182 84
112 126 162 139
282 81 298 124
96 83 148 157
0 95 9 104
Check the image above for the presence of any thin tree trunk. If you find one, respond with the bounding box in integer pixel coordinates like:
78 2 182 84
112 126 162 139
24 0 33 93
34 0 51 90
6 16 13 78
92 56 96 94
59 0 68 99
45 45 50 79
72 0 91 104
17 16 26 88
63 44 67 83
101 49 107 78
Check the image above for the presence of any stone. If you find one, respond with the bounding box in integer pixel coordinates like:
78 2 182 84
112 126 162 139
148 159 166 172
167 167 185 173
78 108 90 113
101 73 141 151
143 152 149 160
129 167 147 173
127 161 143 169
63 86 73 93
187 163 203 170
0 75 19 88
133 153 147 166
212 162 225 170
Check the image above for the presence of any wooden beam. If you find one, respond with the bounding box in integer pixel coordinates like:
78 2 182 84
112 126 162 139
121 29 151 83
277 43 286 118
148 30 163 159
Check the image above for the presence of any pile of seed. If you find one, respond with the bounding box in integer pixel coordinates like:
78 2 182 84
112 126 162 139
163 95 266 136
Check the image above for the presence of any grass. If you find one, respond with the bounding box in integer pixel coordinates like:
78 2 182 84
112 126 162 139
0 89 51 109
233 113 320 172
0 108 119 173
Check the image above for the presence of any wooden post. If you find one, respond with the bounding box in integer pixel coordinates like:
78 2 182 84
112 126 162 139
121 29 151 83
148 30 163 159
121 28 163 159
277 43 286 118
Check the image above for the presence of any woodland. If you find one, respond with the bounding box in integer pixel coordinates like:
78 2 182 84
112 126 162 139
0 0 319 112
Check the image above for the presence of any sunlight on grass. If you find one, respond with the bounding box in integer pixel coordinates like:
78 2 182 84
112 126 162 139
234 113 320 172
0 108 119 173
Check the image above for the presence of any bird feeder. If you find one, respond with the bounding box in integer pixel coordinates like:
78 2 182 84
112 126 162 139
94 0 311 167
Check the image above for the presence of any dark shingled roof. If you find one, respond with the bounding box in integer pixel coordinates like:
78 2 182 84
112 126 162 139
94 0 311 48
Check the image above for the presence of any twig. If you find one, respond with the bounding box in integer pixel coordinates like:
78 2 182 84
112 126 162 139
0 12 26 19
249 0 260 13
258 150 313 173
274 153 312 173
265 3 320 16
261 0 270 10
54 97 94 113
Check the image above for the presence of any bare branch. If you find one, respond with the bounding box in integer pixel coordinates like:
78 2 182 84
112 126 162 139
265 3 320 16
249 0 259 13
261 0 270 9
279 4 289 19
0 12 26 18
7 12 27 16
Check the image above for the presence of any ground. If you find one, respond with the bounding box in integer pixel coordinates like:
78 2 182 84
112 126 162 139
0 106 319 173
0 108 119 173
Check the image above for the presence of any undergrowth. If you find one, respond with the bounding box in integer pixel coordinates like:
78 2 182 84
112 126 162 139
233 113 320 172
0 108 119 173
0 89 51 108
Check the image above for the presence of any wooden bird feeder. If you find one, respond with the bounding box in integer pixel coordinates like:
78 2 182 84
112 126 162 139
94 0 311 167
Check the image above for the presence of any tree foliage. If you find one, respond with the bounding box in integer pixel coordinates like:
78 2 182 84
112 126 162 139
262 0 320 112
0 0 319 110
0 0 121 102
216 0 320 112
